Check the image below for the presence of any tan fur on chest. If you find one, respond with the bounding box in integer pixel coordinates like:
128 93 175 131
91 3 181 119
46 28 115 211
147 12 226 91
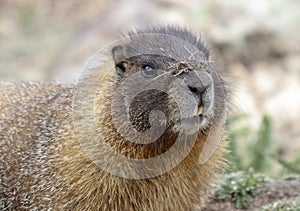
55 129 227 210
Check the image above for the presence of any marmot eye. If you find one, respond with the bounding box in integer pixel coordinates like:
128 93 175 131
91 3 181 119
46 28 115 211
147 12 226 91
141 64 157 78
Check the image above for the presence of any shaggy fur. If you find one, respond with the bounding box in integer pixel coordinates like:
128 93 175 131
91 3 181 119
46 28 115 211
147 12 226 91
0 26 228 210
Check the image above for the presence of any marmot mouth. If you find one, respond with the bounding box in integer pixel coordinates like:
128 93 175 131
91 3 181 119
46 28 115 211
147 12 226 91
197 104 204 116
173 107 210 134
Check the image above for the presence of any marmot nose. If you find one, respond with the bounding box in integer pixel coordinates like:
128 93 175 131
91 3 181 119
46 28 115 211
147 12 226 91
185 71 212 96
188 85 201 95
185 71 214 117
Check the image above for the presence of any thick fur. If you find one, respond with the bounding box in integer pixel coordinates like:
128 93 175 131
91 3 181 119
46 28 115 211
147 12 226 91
0 26 228 210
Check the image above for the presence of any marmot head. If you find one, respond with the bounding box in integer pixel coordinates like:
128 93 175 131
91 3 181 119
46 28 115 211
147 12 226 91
108 26 226 140
73 26 229 177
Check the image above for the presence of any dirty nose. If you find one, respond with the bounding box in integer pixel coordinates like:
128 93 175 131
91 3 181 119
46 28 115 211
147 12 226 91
187 85 206 116
188 86 199 95
168 60 215 119
184 71 214 118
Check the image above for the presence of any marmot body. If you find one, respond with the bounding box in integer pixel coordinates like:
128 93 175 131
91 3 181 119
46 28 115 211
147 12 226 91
0 26 228 210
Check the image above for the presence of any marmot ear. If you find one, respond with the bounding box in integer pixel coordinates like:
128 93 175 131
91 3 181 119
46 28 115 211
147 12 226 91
112 45 128 76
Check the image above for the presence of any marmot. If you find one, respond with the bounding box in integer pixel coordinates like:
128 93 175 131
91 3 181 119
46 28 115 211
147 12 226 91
0 26 229 210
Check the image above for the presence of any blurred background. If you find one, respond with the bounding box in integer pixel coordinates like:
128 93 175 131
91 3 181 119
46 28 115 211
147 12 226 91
0 0 299 177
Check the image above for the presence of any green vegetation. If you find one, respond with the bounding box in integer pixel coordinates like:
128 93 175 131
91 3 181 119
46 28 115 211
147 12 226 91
226 114 300 179
215 169 268 209
250 115 273 172
259 198 300 211
213 114 300 209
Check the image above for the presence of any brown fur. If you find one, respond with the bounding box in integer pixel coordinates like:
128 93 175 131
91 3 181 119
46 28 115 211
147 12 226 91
0 26 229 210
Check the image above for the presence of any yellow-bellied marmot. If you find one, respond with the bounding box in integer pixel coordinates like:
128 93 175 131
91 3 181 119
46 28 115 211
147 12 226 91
0 26 228 210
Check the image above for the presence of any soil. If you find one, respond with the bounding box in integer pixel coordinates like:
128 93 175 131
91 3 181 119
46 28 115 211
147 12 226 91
203 180 300 211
